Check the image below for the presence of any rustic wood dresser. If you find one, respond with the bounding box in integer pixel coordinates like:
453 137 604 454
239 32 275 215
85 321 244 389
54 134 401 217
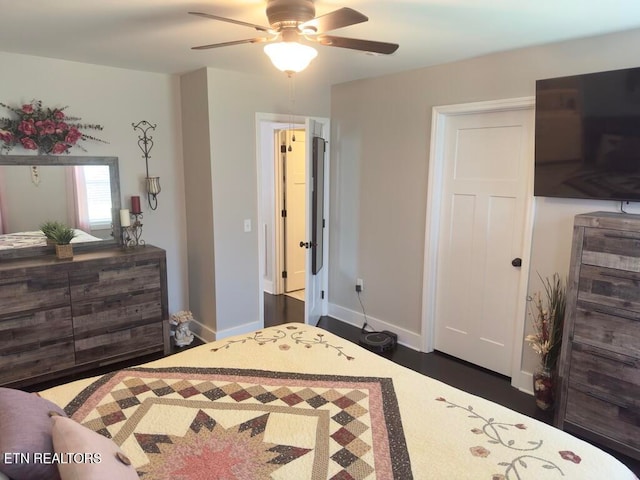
556 211 640 460
0 246 169 388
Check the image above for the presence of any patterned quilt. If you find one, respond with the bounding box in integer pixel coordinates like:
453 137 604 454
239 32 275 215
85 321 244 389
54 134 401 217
40 325 637 479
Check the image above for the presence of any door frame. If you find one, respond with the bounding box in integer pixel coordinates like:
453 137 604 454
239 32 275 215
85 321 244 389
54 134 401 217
421 97 535 391
255 112 330 326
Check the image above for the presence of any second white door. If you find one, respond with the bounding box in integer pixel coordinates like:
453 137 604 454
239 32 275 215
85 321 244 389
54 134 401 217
434 106 533 376
284 129 306 293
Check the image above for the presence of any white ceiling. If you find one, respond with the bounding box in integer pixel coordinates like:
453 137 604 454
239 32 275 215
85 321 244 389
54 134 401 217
2 0 640 85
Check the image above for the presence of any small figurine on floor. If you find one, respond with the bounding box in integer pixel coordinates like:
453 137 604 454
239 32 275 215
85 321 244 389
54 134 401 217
170 310 195 347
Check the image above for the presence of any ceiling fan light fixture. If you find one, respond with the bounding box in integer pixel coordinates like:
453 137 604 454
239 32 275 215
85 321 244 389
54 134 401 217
264 41 318 74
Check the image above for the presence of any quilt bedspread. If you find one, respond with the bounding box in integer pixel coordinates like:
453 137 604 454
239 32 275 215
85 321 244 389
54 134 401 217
40 325 637 479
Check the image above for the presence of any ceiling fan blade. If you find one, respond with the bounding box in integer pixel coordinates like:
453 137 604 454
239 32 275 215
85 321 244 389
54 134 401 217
192 37 268 50
188 11 271 32
299 7 367 34
316 35 399 55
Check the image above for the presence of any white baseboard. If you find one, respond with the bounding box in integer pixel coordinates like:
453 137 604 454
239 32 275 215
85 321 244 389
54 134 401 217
188 319 262 342
263 280 274 294
216 320 263 339
328 304 533 395
327 303 422 351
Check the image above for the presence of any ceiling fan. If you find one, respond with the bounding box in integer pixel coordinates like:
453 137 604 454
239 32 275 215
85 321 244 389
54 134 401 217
189 0 399 74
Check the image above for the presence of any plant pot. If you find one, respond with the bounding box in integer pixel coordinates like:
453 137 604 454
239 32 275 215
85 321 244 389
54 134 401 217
533 366 554 411
55 244 73 260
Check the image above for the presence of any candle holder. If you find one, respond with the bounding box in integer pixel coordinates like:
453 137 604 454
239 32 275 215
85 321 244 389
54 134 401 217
122 212 145 248
132 120 160 210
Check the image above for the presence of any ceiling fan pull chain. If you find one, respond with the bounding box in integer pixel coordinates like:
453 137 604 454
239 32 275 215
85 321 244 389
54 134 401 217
292 79 296 142
287 74 296 151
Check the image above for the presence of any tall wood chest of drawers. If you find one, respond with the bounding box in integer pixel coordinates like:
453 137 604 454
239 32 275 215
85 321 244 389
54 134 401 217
0 246 169 388
556 212 640 460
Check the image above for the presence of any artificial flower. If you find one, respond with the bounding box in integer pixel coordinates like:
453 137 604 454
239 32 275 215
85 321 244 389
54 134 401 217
0 99 106 154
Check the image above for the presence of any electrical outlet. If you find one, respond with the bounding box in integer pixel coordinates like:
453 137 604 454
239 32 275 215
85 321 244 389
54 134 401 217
355 278 364 292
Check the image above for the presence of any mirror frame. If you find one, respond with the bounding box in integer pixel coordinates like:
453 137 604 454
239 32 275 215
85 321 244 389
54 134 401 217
0 155 122 260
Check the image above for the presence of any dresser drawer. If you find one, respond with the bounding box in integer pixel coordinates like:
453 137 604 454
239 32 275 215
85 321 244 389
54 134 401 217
69 259 161 301
574 303 640 357
74 322 163 364
0 269 69 317
577 264 640 313
582 227 640 272
0 306 73 353
565 386 640 452
568 342 639 409
0 336 75 385
72 290 162 339
0 306 75 385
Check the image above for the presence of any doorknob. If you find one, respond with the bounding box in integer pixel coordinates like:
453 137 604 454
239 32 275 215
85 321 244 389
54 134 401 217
299 241 309 249
511 257 522 267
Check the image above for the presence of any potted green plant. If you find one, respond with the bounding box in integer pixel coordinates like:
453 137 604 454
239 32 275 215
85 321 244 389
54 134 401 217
49 224 77 260
40 220 64 246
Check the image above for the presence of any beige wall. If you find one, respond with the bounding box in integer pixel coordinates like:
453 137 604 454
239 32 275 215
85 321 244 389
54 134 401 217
180 68 330 338
3 165 68 231
329 28 640 372
180 69 217 337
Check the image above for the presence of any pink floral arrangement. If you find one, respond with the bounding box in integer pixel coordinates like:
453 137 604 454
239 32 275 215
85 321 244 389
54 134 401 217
0 100 106 154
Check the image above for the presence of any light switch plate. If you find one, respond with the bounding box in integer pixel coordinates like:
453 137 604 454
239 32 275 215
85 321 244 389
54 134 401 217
244 219 251 233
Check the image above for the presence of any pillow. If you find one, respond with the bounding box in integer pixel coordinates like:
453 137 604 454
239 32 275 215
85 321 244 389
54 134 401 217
51 416 139 480
0 387 66 480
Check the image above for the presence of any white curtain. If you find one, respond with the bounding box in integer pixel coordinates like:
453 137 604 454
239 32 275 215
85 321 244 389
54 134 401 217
66 166 90 232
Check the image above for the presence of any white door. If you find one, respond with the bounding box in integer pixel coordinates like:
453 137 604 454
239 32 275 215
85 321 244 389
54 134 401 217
284 129 306 293
304 118 328 325
434 106 533 376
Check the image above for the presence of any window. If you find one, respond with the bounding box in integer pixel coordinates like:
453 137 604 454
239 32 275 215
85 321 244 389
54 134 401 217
83 165 112 228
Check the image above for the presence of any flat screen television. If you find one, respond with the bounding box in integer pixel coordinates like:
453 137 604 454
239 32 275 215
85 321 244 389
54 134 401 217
534 66 640 201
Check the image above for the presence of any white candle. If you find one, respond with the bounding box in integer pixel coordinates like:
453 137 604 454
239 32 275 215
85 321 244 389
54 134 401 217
120 209 131 227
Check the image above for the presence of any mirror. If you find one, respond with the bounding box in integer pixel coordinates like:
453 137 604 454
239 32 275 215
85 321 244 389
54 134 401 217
0 155 121 259
311 136 325 275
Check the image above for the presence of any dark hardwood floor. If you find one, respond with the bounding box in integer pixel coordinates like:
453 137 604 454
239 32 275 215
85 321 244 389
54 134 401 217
265 292 640 476
264 291 305 327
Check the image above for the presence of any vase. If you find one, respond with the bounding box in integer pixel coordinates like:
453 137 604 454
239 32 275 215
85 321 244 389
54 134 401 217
55 244 73 260
533 366 554 410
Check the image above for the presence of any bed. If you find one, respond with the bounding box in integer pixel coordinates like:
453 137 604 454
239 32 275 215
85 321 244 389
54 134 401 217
13 325 638 479
0 229 102 250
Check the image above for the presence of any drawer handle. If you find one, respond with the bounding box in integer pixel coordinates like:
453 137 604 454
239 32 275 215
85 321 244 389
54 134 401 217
586 391 630 409
587 349 636 367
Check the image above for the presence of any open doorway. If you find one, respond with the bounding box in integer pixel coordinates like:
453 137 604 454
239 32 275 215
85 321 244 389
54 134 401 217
256 113 330 328
257 117 306 327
